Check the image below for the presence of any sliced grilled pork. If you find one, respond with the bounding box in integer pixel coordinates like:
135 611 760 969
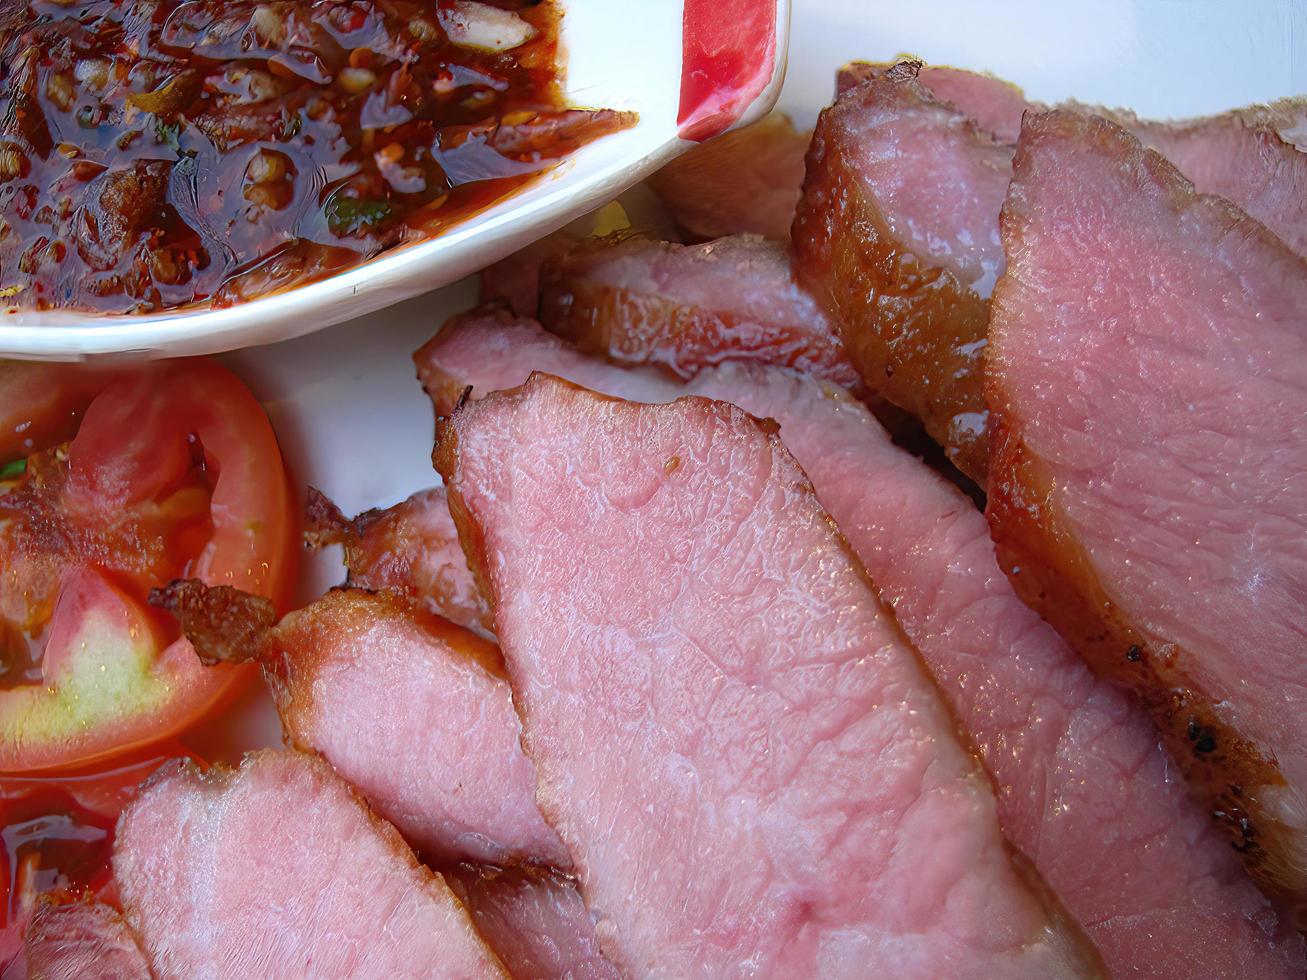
479 231 582 319
418 310 1305 975
447 866 617 980
158 582 614 978
801 64 1307 486
416 310 681 417
1088 107 1307 257
21 900 150 980
836 61 1027 142
537 234 862 393
306 487 492 636
113 750 505 978
645 113 809 241
793 64 1005 483
268 590 568 870
839 63 1307 256
156 582 560 869
434 371 1097 976
477 191 684 320
987 109 1307 915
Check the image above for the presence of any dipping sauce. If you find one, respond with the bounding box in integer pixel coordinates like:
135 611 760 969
0 0 629 313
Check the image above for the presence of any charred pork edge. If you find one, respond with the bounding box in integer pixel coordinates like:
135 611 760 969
149 578 277 667
303 485 354 549
792 72 993 485
985 407 1300 916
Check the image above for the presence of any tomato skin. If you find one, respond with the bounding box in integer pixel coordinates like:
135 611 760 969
0 359 296 773
0 363 124 463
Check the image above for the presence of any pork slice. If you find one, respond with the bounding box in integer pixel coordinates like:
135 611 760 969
645 113 809 241
446 866 617 980
264 591 615 978
420 310 1305 975
267 590 567 870
987 108 1307 916
841 62 1307 257
157 580 561 870
306 487 493 637
806 63 1306 487
836 61 1028 143
157 581 614 977
434 371 1096 977
1093 106 1307 257
793 62 1004 483
537 234 863 393
112 750 505 979
416 309 684 417
478 231 582 319
21 900 150 980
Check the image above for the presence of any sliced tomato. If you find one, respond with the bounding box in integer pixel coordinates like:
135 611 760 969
0 360 296 772
0 742 200 971
0 362 124 463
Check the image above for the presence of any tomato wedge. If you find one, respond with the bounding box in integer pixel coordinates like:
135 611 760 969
0 360 295 772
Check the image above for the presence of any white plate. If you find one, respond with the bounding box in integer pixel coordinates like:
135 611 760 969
0 0 788 360
189 0 1305 758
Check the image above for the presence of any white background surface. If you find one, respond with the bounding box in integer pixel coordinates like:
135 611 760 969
198 0 1307 757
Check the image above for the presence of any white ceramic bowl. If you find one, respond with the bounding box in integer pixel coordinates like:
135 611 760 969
0 0 789 360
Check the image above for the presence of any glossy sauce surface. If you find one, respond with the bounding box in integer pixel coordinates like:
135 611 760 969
0 0 624 313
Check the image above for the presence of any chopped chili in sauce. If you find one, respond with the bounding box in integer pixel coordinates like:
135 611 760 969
0 0 629 313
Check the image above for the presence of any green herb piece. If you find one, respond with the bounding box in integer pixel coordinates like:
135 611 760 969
0 458 27 480
155 120 183 154
325 197 393 237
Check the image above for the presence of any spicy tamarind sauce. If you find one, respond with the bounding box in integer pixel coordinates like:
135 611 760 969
0 0 628 313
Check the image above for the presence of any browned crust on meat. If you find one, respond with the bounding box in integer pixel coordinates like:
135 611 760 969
537 235 866 395
302 485 353 549
149 578 276 667
792 67 991 484
414 335 478 419
835 58 923 95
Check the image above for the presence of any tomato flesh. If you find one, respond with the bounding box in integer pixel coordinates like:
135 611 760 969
0 444 212 634
0 360 295 772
